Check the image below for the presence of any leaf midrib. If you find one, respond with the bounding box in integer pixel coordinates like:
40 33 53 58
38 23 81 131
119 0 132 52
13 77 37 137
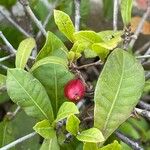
18 40 33 68
9 71 49 120
102 53 125 133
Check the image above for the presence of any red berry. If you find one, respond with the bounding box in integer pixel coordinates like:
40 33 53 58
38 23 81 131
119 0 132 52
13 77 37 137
64 79 85 102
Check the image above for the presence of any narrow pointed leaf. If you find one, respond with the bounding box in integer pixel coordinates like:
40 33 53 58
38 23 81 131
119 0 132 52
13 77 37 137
94 48 145 140
121 0 133 25
16 38 36 69
76 128 104 143
6 68 54 122
33 120 55 139
55 102 79 122
36 31 68 61
31 56 74 116
54 10 75 42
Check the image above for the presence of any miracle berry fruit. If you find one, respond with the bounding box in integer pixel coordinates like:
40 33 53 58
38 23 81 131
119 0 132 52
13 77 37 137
64 79 85 102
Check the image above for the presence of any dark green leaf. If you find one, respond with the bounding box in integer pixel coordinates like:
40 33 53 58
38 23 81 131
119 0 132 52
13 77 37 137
6 68 54 122
94 48 145 140
31 56 74 116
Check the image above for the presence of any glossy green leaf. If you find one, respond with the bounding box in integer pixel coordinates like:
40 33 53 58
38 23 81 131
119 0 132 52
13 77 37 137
100 140 121 150
55 102 79 122
31 56 74 116
74 31 102 44
76 128 104 143
40 136 60 150
94 48 145 140
66 115 80 136
36 31 68 61
121 0 133 25
6 68 54 122
54 10 75 42
83 143 98 150
15 38 36 69
33 120 55 139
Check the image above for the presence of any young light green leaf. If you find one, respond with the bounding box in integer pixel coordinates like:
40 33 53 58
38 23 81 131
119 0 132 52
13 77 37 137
0 74 6 86
55 102 79 122
98 30 123 42
36 31 68 61
83 143 98 150
31 56 74 116
6 68 54 122
94 48 145 140
74 31 102 44
92 44 109 60
99 140 121 150
121 0 133 25
15 38 36 69
33 120 55 139
66 114 80 136
40 136 60 150
76 128 104 143
54 10 75 42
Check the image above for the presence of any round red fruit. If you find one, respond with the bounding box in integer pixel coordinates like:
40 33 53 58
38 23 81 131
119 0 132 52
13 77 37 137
64 79 85 102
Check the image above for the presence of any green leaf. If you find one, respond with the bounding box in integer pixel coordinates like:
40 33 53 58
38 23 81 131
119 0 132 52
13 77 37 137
55 102 79 122
121 0 133 25
54 10 75 42
15 38 36 69
0 120 14 148
36 31 68 61
40 136 60 150
144 79 150 93
0 0 16 8
66 115 80 136
92 44 109 60
98 31 123 42
94 48 145 140
6 68 54 122
76 128 104 143
74 31 102 44
100 140 121 150
31 56 74 116
33 120 55 139
0 74 6 86
119 121 140 139
83 143 98 150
